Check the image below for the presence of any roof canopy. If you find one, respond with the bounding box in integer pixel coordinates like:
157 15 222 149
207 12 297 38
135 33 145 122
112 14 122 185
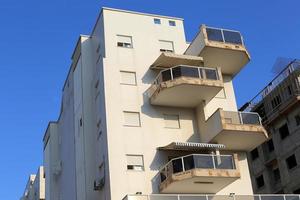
158 142 225 151
150 53 204 69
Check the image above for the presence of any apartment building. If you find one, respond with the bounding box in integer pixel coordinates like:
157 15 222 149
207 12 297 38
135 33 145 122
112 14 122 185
20 166 45 200
242 59 300 194
36 7 300 200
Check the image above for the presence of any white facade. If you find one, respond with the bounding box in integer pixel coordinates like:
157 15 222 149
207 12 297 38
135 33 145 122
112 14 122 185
20 167 45 200
39 7 270 200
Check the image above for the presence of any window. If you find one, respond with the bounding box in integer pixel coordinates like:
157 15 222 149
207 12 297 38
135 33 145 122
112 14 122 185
286 154 297 170
273 168 280 182
117 35 133 48
120 71 137 85
126 155 144 171
250 148 259 160
159 40 174 52
164 114 180 129
256 175 265 189
271 95 282 109
295 114 300 126
294 188 300 194
123 111 141 127
267 139 274 152
154 18 161 24
279 123 289 140
169 20 176 26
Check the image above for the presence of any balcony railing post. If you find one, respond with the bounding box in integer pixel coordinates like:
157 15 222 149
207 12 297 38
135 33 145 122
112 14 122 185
239 112 244 124
283 195 286 200
170 68 174 80
177 195 180 200
212 155 216 169
206 195 209 200
181 157 185 171
198 67 202 79
221 29 225 43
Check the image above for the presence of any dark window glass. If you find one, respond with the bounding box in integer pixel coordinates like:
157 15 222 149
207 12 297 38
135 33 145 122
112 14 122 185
251 148 259 160
223 30 243 45
183 155 195 170
206 28 223 42
273 168 280 182
295 114 300 126
256 175 265 188
161 70 172 82
271 95 282 109
169 20 176 26
267 139 274 152
286 154 297 170
154 18 161 24
205 69 218 80
279 124 289 140
172 158 183 173
294 188 300 194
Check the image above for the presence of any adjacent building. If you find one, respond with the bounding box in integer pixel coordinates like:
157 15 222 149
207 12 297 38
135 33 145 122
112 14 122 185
241 59 300 194
20 166 45 200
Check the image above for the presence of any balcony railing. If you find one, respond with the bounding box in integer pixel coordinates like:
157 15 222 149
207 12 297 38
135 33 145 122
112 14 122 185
152 65 220 87
159 154 235 183
223 111 262 125
206 26 244 45
241 59 300 113
124 194 300 200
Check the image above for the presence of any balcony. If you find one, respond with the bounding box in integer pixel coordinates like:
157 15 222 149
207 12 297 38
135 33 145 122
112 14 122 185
203 109 268 151
185 25 250 76
147 65 223 107
158 154 240 194
124 194 300 200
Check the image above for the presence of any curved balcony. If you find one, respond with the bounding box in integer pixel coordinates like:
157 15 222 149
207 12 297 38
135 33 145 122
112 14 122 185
147 65 223 107
202 109 268 151
185 25 250 77
159 154 240 194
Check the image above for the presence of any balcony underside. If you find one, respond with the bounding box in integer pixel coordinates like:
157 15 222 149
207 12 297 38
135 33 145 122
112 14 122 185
210 127 268 151
150 78 223 108
160 169 240 194
199 44 250 76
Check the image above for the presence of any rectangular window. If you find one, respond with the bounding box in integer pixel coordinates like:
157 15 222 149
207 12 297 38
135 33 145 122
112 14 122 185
120 71 137 85
279 123 289 140
295 114 300 126
250 148 259 160
117 35 133 48
256 174 265 189
271 95 282 109
164 114 180 129
126 155 144 171
123 111 141 127
267 139 274 152
169 20 176 26
273 168 280 182
286 154 297 170
294 188 300 194
159 40 174 52
154 18 161 24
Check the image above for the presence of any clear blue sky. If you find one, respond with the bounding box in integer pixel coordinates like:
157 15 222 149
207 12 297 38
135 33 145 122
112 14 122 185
1 0 300 199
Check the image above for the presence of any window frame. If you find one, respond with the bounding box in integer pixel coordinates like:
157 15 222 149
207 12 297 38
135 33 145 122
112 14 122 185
279 123 290 140
159 40 174 53
286 154 298 170
163 114 180 129
123 111 141 127
116 35 133 48
120 71 137 86
169 20 176 26
126 154 145 171
154 18 161 25
250 148 259 161
255 174 265 189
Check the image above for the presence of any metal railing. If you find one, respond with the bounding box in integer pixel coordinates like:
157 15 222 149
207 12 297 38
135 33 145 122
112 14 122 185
159 154 235 183
153 65 220 86
241 59 300 113
206 26 244 45
223 111 262 125
125 194 300 200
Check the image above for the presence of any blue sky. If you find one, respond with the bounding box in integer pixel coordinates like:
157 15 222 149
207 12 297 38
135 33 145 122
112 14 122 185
0 0 300 199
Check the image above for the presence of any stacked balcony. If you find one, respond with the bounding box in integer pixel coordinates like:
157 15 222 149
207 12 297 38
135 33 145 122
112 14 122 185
185 25 250 76
148 65 223 107
203 109 268 151
158 154 240 193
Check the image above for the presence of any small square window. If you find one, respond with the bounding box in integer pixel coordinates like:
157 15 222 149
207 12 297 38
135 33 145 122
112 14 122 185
164 114 180 129
169 20 176 26
154 18 161 24
123 111 141 127
279 123 289 140
250 148 259 160
126 155 144 171
286 154 297 170
120 71 137 85
256 174 265 189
